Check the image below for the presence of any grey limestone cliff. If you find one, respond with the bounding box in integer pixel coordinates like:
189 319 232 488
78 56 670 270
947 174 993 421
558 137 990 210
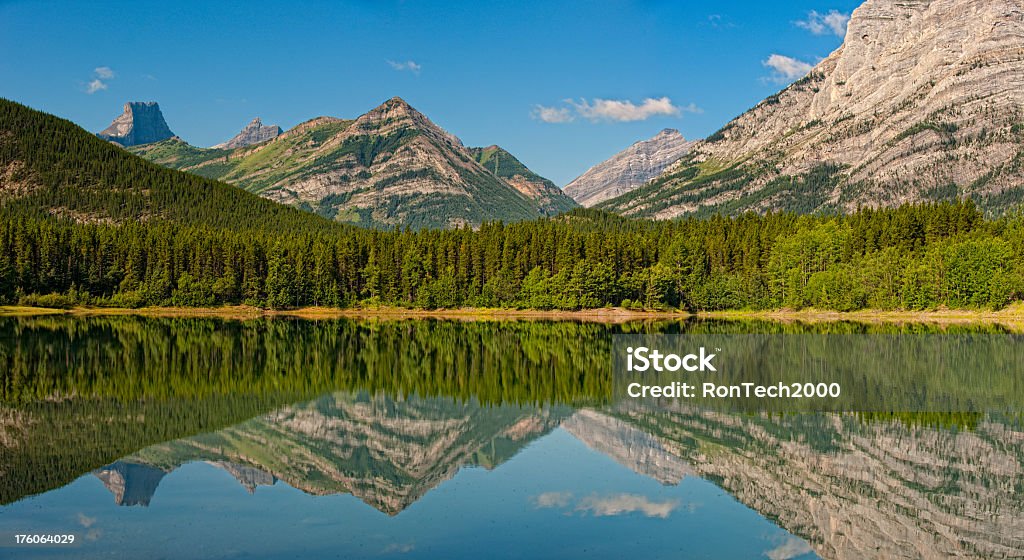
96 102 175 147
604 0 1024 217
563 129 695 207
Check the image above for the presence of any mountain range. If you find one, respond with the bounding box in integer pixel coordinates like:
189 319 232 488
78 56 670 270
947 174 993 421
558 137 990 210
8 0 1024 232
600 0 1024 218
131 0 1018 224
127 97 576 229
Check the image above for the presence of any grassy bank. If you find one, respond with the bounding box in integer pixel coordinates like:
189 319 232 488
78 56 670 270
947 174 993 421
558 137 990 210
4 304 1024 328
702 304 1024 328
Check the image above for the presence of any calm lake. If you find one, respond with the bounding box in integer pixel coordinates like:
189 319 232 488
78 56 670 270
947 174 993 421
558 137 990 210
0 316 1021 559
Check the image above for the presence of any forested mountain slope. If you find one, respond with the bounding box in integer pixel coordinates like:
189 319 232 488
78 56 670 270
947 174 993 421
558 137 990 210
0 98 335 232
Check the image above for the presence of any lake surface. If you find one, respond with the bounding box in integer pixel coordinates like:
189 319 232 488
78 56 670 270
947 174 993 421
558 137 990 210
0 316 1022 559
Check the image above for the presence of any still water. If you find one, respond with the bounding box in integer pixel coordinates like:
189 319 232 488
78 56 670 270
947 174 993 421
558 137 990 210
0 316 1021 559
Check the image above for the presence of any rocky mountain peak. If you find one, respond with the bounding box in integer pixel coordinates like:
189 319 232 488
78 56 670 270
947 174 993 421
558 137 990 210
385 96 413 109
213 117 282 149
355 96 464 149
364 96 420 123
606 0 1024 218
563 129 696 207
96 101 175 147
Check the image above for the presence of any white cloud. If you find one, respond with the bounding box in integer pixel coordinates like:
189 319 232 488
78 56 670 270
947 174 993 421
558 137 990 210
796 10 850 37
76 512 97 528
533 97 698 124
83 66 115 94
532 491 573 508
85 79 108 94
570 97 683 122
532 105 575 124
387 60 422 75
763 54 815 82
765 536 814 560
575 493 681 518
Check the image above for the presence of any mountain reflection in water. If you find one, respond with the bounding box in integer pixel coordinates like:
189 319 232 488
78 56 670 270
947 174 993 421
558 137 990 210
1 316 1022 559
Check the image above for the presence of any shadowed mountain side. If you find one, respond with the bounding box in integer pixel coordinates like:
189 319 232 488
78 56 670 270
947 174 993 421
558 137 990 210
468 145 578 216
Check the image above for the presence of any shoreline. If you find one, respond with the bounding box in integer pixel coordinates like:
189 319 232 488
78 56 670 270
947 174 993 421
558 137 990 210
2 304 1024 327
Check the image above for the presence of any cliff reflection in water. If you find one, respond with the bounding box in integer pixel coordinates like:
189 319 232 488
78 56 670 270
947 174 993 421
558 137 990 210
1 315 1022 559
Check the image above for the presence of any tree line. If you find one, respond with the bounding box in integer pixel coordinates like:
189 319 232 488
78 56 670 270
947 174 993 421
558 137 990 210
1 201 1022 312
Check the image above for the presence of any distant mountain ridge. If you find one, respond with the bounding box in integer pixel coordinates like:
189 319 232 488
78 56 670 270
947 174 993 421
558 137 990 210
601 0 1024 218
131 97 573 229
563 129 696 207
213 117 281 149
96 101 175 147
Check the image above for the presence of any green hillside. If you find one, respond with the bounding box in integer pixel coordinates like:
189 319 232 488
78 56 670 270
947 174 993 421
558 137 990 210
472 145 547 182
469 145 578 215
0 98 335 233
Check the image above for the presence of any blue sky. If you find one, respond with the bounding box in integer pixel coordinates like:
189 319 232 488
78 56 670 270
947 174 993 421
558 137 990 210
0 0 859 185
